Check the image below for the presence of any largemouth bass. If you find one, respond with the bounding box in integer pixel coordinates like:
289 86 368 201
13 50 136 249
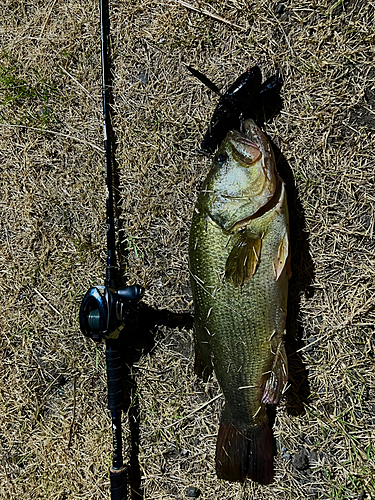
189 118 290 484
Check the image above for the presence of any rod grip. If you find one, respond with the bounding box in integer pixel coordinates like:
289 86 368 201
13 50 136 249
110 467 127 500
106 341 124 411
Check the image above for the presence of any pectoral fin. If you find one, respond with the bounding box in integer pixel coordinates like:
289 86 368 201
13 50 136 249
225 232 262 287
273 231 289 281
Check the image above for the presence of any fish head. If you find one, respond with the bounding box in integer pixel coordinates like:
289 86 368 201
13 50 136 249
200 119 278 231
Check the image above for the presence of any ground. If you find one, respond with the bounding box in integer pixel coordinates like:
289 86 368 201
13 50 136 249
1 0 375 499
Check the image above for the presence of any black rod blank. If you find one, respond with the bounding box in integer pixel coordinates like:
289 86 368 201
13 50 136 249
99 0 127 498
100 0 117 289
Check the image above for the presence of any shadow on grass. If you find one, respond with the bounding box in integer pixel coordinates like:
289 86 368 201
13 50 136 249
245 69 314 415
95 7 194 496
274 143 315 417
118 306 193 499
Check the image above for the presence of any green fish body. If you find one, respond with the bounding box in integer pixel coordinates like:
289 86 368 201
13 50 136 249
189 119 290 484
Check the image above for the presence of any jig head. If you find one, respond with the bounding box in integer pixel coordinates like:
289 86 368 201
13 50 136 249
186 65 283 155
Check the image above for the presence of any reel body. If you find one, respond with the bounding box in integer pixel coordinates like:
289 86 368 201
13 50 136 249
79 284 143 342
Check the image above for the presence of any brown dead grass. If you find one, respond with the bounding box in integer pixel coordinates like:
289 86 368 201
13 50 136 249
1 0 375 499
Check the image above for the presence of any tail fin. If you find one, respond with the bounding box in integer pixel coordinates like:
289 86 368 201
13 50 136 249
215 420 273 484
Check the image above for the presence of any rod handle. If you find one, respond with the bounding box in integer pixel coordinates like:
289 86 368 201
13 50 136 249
110 466 127 500
106 340 124 411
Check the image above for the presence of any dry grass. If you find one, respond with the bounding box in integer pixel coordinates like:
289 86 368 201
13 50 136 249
1 0 375 499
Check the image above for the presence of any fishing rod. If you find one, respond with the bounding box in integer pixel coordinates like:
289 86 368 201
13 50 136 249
79 0 143 498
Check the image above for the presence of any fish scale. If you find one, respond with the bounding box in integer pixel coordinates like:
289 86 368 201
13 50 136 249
189 119 290 484
190 203 288 421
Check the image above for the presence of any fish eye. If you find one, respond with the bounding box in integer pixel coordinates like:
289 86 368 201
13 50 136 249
216 153 228 164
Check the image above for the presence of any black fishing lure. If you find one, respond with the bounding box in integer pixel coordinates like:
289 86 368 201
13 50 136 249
186 65 283 155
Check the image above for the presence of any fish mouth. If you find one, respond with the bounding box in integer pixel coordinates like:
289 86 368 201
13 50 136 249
227 131 262 167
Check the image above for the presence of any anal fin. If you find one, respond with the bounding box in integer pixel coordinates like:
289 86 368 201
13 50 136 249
261 338 288 404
